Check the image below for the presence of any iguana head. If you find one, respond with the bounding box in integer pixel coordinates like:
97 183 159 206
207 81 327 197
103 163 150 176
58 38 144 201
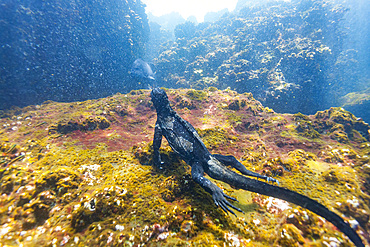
151 87 170 111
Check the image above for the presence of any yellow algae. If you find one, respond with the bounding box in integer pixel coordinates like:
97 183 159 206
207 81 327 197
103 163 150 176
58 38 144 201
225 112 243 126
330 129 350 143
270 115 287 124
277 223 305 246
207 86 218 92
293 113 320 139
197 127 237 149
285 124 296 130
322 165 357 185
35 167 81 195
174 93 195 109
186 89 208 101
305 160 330 173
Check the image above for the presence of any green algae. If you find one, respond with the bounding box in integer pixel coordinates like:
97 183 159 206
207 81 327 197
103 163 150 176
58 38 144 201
185 89 208 101
314 107 369 142
293 112 320 139
197 127 237 149
341 88 370 107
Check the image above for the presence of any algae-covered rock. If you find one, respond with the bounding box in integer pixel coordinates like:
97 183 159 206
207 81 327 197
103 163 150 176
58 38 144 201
0 88 368 246
314 107 370 142
228 99 247 111
35 167 81 196
71 186 129 232
341 88 370 124
49 116 111 135
277 223 305 247
294 112 321 139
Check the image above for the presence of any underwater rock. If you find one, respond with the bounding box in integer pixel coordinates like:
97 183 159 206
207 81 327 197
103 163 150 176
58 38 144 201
49 116 111 135
228 99 247 111
180 220 196 237
341 88 370 124
35 168 81 196
152 0 351 116
278 223 305 246
0 0 150 109
293 113 320 138
173 94 195 109
0 88 368 246
314 107 370 142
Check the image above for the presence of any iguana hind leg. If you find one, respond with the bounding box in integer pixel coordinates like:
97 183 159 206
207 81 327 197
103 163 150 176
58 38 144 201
191 160 243 216
212 154 279 184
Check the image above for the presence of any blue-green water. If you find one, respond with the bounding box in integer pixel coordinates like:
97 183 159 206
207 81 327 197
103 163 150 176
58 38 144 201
0 0 369 122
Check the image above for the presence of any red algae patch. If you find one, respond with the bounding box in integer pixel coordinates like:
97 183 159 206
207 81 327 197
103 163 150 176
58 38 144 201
0 88 369 246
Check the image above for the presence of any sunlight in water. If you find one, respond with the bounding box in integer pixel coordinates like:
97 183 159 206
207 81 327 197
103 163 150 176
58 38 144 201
141 0 238 22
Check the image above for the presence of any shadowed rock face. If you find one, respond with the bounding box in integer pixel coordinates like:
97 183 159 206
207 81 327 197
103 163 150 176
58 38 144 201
0 88 368 246
0 0 149 110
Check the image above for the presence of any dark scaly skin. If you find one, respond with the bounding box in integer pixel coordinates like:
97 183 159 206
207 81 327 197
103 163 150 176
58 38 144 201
150 88 364 247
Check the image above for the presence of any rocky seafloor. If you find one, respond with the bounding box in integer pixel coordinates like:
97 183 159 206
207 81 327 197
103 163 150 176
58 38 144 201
0 88 369 246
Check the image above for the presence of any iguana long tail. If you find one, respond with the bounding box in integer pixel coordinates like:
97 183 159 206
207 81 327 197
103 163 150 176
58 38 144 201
212 167 364 247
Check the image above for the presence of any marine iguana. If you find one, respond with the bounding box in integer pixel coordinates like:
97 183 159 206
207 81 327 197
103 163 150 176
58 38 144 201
150 87 364 247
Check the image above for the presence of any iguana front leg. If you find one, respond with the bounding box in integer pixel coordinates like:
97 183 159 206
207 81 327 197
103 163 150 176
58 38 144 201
213 154 279 184
191 161 243 216
153 122 164 168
